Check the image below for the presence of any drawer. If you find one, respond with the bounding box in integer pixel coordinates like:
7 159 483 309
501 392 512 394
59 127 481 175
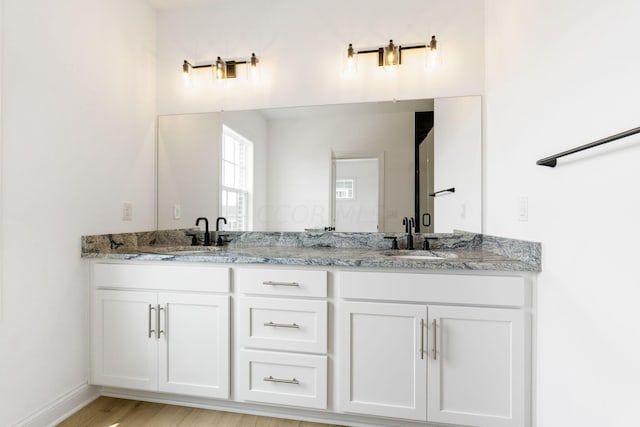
238 298 327 353
338 271 526 307
236 268 327 298
238 350 327 409
93 262 230 293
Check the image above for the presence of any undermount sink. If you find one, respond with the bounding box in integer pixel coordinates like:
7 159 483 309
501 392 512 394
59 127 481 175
385 250 456 261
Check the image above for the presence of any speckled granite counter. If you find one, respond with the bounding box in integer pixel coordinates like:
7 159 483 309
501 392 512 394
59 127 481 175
82 230 541 272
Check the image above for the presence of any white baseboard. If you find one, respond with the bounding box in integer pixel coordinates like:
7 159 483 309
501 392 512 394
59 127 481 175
13 383 100 427
101 387 427 427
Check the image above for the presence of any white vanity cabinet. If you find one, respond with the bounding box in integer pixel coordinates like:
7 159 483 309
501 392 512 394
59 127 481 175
337 271 528 427
91 262 230 399
235 268 328 409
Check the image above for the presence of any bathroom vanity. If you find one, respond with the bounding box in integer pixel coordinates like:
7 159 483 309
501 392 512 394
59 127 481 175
83 231 539 427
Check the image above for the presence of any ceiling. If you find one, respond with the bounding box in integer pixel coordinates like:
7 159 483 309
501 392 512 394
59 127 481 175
148 0 217 11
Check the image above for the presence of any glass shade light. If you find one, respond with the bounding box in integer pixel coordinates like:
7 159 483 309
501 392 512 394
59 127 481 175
248 52 259 81
344 43 358 75
182 60 191 81
214 56 227 80
383 40 399 70
426 35 441 69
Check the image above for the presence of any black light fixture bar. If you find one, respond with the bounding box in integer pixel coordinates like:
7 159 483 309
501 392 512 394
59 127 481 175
536 126 640 167
183 53 257 80
350 40 432 66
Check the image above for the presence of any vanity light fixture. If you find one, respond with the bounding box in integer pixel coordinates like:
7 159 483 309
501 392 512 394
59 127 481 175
346 36 439 71
182 52 260 81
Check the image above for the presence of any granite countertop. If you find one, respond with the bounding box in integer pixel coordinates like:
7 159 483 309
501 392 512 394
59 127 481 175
81 230 541 272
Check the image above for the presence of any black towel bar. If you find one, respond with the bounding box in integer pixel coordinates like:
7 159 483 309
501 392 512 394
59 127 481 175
429 187 455 197
537 126 640 167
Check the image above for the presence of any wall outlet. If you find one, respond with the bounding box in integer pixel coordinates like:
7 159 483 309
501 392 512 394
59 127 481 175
122 202 133 221
517 197 528 222
173 203 181 220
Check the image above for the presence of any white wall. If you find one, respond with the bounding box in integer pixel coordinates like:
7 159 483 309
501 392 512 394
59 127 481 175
485 0 640 425
433 96 482 233
0 0 156 425
156 0 485 114
267 110 415 232
158 113 221 229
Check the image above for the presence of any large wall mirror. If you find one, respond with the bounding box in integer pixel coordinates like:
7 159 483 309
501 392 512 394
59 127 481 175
157 96 481 233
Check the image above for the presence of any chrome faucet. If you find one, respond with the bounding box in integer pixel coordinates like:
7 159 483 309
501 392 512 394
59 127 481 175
402 217 415 250
195 217 211 246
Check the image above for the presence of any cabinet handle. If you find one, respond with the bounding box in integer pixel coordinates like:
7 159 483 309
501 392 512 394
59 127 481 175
157 305 165 339
263 376 299 385
420 319 425 360
262 281 299 287
148 304 156 338
432 319 437 360
264 321 300 329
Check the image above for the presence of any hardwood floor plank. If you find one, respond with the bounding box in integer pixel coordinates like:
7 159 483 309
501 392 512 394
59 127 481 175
57 397 138 427
58 397 343 426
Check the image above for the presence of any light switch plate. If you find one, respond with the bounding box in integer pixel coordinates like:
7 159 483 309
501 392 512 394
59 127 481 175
517 197 528 222
122 202 133 221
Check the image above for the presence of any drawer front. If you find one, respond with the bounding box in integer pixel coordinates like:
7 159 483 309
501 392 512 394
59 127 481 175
93 262 230 293
238 298 327 353
236 268 327 298
338 271 526 307
238 350 327 409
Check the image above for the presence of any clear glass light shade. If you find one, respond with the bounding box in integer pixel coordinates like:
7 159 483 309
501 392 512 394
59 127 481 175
383 40 399 70
182 60 191 81
426 35 442 69
214 57 227 80
343 44 358 75
247 53 259 81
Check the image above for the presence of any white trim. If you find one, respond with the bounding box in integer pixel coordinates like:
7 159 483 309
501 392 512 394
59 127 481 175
12 384 100 427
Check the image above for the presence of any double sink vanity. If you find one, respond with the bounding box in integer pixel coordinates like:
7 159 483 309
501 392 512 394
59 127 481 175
82 229 540 427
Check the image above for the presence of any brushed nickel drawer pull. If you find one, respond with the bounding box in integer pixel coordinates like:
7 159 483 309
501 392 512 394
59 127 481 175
148 304 156 339
420 319 425 360
264 321 300 329
262 281 300 287
432 319 438 360
157 305 165 339
263 376 299 385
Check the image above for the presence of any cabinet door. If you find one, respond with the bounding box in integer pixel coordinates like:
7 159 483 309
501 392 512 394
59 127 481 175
338 301 427 421
92 290 158 391
427 306 525 427
157 293 230 399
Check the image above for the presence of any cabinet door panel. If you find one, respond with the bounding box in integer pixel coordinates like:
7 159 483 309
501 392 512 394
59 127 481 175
428 306 525 427
338 301 427 421
157 293 230 399
92 290 158 391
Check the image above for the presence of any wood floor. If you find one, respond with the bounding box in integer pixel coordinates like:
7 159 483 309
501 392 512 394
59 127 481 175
57 397 343 427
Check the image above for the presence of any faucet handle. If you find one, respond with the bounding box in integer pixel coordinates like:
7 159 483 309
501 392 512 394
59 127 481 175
422 236 438 250
384 236 399 250
186 233 199 246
